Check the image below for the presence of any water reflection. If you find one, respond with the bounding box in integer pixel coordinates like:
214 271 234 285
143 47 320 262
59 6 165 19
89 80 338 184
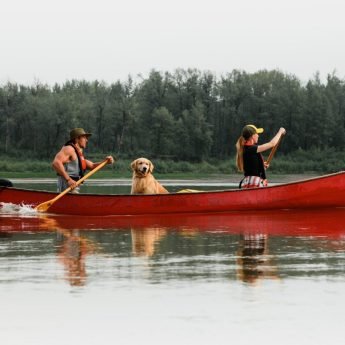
1 208 345 286
131 228 167 257
237 234 279 284
56 229 99 286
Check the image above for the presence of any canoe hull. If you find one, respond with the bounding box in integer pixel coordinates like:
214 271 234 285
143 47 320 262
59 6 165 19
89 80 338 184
1 172 345 216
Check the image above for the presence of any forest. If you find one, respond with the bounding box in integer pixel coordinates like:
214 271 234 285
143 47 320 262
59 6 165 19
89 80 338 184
1 68 345 174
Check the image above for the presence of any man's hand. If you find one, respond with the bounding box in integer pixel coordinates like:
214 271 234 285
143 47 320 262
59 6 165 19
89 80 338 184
106 156 115 164
67 178 78 190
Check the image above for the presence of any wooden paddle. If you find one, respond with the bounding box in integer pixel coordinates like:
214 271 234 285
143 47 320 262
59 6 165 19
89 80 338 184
35 158 111 213
266 133 285 166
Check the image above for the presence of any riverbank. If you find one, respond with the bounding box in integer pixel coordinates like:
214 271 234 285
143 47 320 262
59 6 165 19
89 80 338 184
1 150 343 179
7 174 318 185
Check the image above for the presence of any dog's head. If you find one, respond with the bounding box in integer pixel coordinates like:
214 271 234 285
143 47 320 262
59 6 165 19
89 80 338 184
131 158 154 176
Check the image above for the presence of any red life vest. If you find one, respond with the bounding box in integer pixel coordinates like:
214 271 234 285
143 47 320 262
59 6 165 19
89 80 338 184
69 143 87 176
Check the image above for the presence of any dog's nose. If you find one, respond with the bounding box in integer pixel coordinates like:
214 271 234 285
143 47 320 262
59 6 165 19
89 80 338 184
142 167 147 172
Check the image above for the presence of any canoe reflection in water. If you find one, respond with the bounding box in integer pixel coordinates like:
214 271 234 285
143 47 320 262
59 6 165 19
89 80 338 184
2 206 345 286
236 234 279 284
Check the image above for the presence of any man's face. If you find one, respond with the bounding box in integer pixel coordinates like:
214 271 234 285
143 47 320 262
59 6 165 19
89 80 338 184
76 135 88 149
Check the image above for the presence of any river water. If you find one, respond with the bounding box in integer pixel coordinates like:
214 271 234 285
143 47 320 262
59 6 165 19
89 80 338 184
1 180 345 345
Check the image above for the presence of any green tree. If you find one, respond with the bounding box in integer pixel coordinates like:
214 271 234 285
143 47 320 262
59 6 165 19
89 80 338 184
150 106 176 156
177 101 212 161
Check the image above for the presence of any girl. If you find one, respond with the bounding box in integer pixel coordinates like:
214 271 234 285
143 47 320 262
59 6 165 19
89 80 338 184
236 124 286 188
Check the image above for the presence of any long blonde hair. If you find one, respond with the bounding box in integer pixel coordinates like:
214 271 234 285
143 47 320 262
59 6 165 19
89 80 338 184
235 136 245 172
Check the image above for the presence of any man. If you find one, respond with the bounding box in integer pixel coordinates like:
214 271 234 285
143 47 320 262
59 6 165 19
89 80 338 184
52 128 114 192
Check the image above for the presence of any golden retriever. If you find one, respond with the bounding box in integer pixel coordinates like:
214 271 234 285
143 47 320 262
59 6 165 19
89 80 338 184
130 157 169 194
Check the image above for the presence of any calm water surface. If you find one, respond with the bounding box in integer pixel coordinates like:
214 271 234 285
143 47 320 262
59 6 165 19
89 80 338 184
1 181 345 345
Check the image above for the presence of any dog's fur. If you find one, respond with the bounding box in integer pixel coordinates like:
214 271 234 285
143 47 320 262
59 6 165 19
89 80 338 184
130 158 169 194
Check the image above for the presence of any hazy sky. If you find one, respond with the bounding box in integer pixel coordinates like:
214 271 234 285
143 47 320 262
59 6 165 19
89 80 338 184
1 0 344 86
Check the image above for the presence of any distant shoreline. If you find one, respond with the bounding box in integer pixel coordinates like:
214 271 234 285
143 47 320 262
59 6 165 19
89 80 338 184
7 174 318 185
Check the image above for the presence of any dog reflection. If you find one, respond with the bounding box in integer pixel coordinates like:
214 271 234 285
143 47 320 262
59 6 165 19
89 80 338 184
237 234 279 284
178 227 199 237
56 229 98 286
131 227 167 256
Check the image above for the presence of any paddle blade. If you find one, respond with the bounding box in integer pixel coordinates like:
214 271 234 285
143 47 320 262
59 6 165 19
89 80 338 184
35 200 55 212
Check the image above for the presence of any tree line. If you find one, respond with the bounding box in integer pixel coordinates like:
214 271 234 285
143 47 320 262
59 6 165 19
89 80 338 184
1 68 345 164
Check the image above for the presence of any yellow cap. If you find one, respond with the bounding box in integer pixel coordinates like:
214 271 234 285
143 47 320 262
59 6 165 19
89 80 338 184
247 124 264 134
242 124 264 140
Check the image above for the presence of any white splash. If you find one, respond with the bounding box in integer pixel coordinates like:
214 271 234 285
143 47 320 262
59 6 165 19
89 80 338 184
0 202 38 216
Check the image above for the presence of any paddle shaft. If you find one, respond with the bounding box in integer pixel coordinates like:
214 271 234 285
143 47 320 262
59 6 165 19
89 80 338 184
266 133 284 165
35 158 110 212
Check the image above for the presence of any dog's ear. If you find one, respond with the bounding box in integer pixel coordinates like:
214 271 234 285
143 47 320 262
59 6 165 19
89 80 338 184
149 160 154 173
130 159 138 170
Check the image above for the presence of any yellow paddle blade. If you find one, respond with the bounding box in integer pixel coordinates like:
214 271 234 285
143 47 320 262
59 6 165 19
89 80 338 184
35 188 70 212
35 200 55 212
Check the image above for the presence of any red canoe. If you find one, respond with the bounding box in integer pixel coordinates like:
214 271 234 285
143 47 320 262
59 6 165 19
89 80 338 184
1 172 345 216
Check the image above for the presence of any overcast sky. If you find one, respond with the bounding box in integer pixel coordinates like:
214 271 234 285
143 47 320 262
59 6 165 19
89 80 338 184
1 0 344 86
